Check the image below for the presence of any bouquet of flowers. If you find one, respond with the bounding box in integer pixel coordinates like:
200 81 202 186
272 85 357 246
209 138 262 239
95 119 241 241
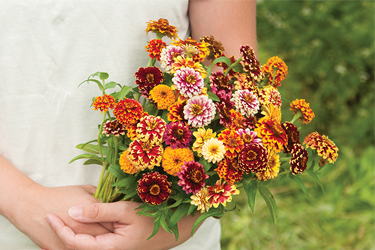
70 18 339 240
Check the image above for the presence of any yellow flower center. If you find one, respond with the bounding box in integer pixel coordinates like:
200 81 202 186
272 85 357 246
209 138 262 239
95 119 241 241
209 145 218 154
246 150 257 161
270 123 284 137
244 93 254 103
190 169 203 183
146 73 155 83
191 104 203 116
149 184 161 196
227 137 239 148
186 74 197 85
173 128 185 139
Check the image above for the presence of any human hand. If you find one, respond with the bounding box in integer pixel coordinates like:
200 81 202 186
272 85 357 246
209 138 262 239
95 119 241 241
8 183 113 249
46 201 198 250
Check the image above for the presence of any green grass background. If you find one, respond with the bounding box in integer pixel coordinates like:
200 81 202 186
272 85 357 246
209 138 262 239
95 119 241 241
220 1 375 249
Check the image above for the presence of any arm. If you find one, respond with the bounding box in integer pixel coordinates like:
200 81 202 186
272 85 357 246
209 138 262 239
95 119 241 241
189 0 258 58
0 155 112 249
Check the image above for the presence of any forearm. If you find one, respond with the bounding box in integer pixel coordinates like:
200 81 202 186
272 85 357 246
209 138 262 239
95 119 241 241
0 155 37 220
189 0 258 58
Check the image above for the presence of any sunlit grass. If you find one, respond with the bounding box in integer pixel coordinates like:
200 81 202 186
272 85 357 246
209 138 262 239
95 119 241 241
220 146 375 250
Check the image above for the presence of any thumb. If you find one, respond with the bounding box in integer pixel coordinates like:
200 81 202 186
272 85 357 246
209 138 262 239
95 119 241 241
68 202 129 223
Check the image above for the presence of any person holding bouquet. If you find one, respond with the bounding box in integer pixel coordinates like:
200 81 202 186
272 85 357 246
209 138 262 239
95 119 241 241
0 0 257 249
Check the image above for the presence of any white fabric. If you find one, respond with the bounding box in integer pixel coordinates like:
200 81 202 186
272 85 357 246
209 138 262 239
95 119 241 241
0 1 221 249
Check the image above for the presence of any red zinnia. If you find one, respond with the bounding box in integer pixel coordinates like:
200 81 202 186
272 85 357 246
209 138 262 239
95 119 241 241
216 156 244 184
135 66 164 98
145 39 167 61
290 143 308 175
238 143 268 174
113 98 144 126
137 172 171 205
177 161 209 195
93 94 116 113
218 129 244 159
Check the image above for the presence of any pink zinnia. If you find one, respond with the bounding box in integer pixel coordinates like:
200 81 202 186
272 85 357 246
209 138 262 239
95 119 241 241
163 122 192 149
183 95 216 128
231 89 259 117
237 128 262 145
177 161 209 194
160 45 185 73
172 67 204 98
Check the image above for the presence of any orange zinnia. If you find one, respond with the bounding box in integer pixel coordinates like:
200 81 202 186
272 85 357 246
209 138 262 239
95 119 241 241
149 85 176 110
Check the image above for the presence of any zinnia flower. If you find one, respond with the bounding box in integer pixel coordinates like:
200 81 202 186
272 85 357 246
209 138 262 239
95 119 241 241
201 138 226 163
149 84 176 110
171 56 207 78
162 146 194 176
261 56 288 88
289 143 308 175
210 71 233 95
218 129 244 159
102 119 126 137
256 150 280 181
172 67 204 98
163 122 192 149
119 150 139 174
192 127 217 156
93 94 116 113
258 85 282 108
216 156 244 184
113 98 144 126
231 89 260 118
290 99 315 124
237 128 262 146
172 37 209 62
303 132 338 164
136 115 166 145
239 45 264 82
135 66 164 98
191 187 211 213
207 180 239 208
137 172 171 205
177 161 209 194
183 95 216 128
238 143 268 174
160 45 185 73
282 122 300 153
227 109 246 130
255 118 288 153
127 139 163 171
145 39 166 61
200 35 225 61
145 18 178 39
167 100 185 122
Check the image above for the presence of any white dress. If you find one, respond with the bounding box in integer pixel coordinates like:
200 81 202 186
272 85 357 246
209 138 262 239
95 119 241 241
0 1 221 249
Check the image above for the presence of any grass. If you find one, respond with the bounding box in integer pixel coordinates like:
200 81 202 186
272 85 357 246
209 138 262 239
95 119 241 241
220 146 375 250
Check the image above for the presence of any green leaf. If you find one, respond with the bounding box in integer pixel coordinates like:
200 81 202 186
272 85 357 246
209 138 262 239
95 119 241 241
242 178 258 212
258 184 278 224
187 204 197 216
198 157 212 172
306 169 325 194
162 109 169 122
104 81 118 90
191 208 224 236
79 79 103 91
76 142 100 154
207 91 221 102
147 218 161 240
288 173 309 196
159 212 172 234
83 159 104 166
69 154 102 164
108 164 127 179
113 175 137 187
99 72 109 80
113 85 133 100
212 56 232 67
169 203 190 226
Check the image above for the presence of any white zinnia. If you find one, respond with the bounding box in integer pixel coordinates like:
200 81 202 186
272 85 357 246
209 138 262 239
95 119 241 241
201 138 226 163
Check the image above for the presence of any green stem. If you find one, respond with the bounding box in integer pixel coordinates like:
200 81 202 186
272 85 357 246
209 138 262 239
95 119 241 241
224 56 242 76
94 162 108 199
290 112 302 124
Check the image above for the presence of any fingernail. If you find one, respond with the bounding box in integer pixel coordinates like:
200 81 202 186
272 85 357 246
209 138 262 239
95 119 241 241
45 215 51 225
69 206 83 219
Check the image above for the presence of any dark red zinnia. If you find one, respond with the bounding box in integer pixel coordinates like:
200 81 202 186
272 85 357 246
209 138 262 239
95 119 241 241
137 172 171 205
289 143 308 175
238 143 268 174
163 122 192 149
282 122 300 153
135 66 164 98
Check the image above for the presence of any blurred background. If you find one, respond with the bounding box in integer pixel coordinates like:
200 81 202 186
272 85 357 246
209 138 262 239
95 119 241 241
220 1 374 249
